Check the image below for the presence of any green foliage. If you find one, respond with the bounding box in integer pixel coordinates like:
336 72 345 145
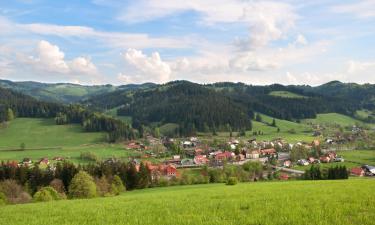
68 171 97 199
226 177 238 185
33 187 61 202
111 175 125 195
80 152 99 162
6 108 14 121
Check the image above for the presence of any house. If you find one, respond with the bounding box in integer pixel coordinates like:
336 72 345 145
320 156 331 163
215 151 234 161
165 164 177 177
126 142 141 150
279 174 289 180
246 150 260 159
194 148 203 156
236 154 245 161
327 152 337 160
307 157 315 164
297 159 309 166
173 155 181 160
260 148 276 156
351 167 365 176
283 160 292 168
194 155 209 165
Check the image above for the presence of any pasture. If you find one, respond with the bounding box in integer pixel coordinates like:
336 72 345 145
0 179 374 225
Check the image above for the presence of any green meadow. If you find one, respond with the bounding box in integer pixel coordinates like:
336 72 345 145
0 179 374 225
303 113 367 127
0 118 140 163
269 90 307 99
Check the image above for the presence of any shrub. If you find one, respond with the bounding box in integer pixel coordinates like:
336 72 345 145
111 175 125 195
33 187 61 202
68 171 97 199
80 152 99 162
96 176 111 197
50 179 66 194
226 177 238 185
0 180 32 204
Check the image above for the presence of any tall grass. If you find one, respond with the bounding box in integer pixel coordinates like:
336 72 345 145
0 179 374 225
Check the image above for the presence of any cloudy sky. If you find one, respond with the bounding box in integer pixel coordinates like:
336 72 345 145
0 0 374 85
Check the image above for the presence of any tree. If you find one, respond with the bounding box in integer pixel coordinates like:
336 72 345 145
271 118 276 127
68 171 97 199
255 114 262 122
20 143 25 151
95 176 111 197
153 127 160 138
111 175 125 195
6 108 14 121
137 162 151 189
33 186 61 202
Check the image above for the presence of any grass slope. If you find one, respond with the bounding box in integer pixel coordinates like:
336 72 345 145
250 114 314 142
1 179 374 225
269 91 307 99
303 113 366 127
0 118 141 163
0 118 105 148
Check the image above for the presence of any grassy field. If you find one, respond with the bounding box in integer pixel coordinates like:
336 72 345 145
249 114 314 142
0 118 142 163
1 179 374 225
269 91 307 99
303 113 367 127
0 118 105 148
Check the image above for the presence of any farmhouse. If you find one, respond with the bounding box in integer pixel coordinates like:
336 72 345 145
246 150 260 159
260 148 276 156
194 155 209 165
351 167 365 176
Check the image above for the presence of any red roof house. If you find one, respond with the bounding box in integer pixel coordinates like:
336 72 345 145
351 167 365 176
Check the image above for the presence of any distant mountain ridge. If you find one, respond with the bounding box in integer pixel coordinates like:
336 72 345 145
0 79 156 103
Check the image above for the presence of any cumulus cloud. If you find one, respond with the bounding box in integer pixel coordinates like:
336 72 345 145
19 40 100 84
119 48 171 84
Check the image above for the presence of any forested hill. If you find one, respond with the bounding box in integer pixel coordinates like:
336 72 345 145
84 80 374 127
117 81 253 134
0 79 156 104
0 86 64 122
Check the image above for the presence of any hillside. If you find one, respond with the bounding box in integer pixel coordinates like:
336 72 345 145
0 79 155 103
117 81 252 133
0 118 105 148
0 179 373 225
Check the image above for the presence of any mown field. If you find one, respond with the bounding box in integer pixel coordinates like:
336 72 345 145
269 90 307 99
0 179 374 225
302 113 368 127
0 118 139 163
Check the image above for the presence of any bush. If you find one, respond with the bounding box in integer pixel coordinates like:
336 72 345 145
80 152 99 162
68 171 97 199
111 175 125 195
0 180 32 204
96 176 111 197
33 187 61 202
226 177 238 185
50 179 66 194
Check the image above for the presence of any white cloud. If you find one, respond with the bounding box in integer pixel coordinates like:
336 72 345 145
119 48 172 84
28 40 69 73
121 1 297 49
347 60 375 73
332 0 375 18
70 57 98 75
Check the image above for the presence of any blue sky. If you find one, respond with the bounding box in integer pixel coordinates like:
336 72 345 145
0 0 375 85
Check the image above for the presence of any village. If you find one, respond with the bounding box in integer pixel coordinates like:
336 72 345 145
119 134 375 181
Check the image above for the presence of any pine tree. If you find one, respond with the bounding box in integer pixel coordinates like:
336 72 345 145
6 108 14 121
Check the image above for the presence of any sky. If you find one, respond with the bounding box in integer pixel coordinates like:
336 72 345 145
0 0 374 85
